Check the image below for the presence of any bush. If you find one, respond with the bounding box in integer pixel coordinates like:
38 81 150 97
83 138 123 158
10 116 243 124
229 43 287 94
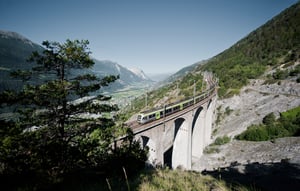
266 124 289 139
262 112 276 125
204 146 220 154
236 125 269 141
273 69 289 80
236 107 300 141
213 136 231 145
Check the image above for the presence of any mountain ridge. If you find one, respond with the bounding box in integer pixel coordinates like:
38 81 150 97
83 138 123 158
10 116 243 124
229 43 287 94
197 2 300 97
0 30 153 92
0 30 35 46
129 67 152 81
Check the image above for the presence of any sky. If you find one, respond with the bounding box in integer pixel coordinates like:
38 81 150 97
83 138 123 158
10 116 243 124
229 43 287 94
0 0 298 74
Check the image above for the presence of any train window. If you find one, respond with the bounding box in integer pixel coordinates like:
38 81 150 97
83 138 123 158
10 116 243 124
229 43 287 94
149 114 155 119
173 106 179 111
166 108 172 113
160 111 163 116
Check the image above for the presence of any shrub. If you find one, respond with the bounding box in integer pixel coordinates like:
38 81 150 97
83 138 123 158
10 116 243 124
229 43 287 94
236 107 300 141
204 146 220 154
236 125 269 141
273 69 289 80
262 112 276 125
213 136 231 145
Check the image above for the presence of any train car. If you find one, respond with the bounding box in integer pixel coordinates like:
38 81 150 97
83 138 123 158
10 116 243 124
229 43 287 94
137 101 185 124
137 81 217 124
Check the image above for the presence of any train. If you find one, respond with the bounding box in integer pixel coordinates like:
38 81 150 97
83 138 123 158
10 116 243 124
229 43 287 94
137 85 216 124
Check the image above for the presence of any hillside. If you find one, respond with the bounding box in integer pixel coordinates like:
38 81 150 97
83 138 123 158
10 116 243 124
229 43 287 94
122 3 300 188
0 30 44 69
189 2 300 188
92 60 153 92
161 60 208 85
124 2 300 118
0 30 44 91
0 30 153 92
198 2 300 97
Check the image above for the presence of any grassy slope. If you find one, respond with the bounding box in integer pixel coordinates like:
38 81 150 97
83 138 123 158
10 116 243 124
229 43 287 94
52 169 250 191
198 2 300 97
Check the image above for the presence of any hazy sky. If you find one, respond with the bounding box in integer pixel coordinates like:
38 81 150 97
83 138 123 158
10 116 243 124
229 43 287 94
0 0 297 74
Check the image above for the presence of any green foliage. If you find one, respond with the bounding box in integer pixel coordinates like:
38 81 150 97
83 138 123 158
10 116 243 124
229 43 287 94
131 169 231 191
203 136 230 154
236 125 270 141
213 136 231 145
224 107 233 116
0 39 147 190
178 73 203 97
272 69 289 80
262 112 276 125
236 108 300 141
281 106 300 119
289 64 300 76
28 168 252 191
204 146 220 154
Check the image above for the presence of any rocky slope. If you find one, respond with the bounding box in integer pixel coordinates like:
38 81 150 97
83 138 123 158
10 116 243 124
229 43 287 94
192 77 300 172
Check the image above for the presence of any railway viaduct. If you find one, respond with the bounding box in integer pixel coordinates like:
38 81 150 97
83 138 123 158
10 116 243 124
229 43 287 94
129 90 217 170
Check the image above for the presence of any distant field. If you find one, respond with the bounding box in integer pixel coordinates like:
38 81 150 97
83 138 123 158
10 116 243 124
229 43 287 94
107 83 153 109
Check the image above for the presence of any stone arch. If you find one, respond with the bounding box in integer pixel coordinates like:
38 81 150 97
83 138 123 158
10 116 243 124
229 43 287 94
206 98 212 109
139 135 157 166
204 97 216 145
192 106 203 133
174 118 185 139
172 117 190 169
191 106 206 158
163 145 173 168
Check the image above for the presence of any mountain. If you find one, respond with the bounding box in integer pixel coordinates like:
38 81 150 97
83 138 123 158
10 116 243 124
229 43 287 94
162 60 208 84
92 60 153 90
0 31 44 69
147 73 172 82
0 30 44 69
0 30 153 92
126 2 300 116
0 30 44 91
129 67 151 81
197 2 300 97
158 2 299 99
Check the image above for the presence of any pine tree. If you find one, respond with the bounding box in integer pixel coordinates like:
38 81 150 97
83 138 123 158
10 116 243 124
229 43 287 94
0 39 119 183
